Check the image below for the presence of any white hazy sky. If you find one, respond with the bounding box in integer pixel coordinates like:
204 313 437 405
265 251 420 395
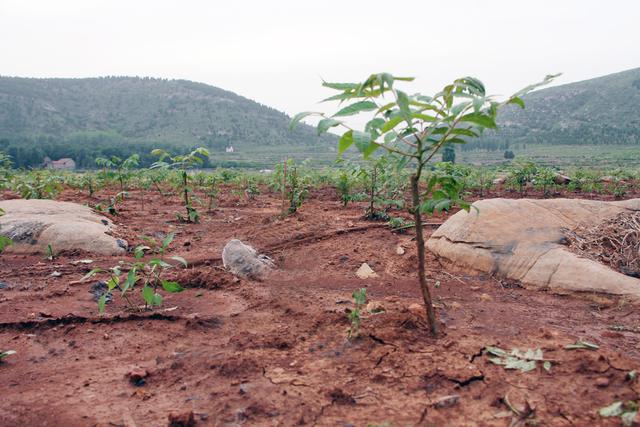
1 0 639 118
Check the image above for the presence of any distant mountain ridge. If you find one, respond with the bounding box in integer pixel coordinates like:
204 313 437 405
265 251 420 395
0 76 334 168
480 67 640 147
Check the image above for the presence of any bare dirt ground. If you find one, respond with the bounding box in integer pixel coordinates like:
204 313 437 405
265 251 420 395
2 184 640 426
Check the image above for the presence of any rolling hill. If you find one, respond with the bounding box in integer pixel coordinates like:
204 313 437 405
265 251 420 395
476 67 640 149
0 76 336 168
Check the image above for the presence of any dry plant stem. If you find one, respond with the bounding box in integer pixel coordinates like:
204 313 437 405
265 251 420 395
411 173 438 336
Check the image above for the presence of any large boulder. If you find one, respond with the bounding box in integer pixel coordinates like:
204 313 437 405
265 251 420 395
222 239 274 280
0 199 126 255
427 198 640 297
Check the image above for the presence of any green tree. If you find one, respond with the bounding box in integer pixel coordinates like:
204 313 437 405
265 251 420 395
442 145 456 163
292 72 556 335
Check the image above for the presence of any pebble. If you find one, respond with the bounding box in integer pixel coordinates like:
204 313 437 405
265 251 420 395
433 394 460 408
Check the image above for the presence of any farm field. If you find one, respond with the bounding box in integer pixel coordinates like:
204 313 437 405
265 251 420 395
458 145 640 168
1 172 640 426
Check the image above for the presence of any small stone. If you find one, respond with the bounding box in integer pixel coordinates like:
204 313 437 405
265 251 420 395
433 394 460 408
479 293 492 302
595 377 610 388
222 239 274 280
356 263 378 279
396 246 405 255
366 301 385 313
50 271 62 277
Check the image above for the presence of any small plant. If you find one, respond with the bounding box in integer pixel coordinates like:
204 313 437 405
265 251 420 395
387 216 414 231
83 241 187 314
139 231 176 256
599 401 638 426
45 244 55 261
507 159 537 196
151 147 210 223
534 167 557 198
271 159 310 215
12 171 62 199
95 154 140 192
347 288 367 340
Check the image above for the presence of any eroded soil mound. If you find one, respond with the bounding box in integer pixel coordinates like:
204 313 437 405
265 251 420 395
566 210 640 278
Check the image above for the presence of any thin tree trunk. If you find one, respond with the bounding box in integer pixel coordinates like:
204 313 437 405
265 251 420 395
411 173 438 336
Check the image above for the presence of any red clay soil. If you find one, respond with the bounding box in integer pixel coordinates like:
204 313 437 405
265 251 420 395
1 185 640 426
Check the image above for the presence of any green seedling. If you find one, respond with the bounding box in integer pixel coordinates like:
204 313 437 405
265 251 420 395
347 288 367 340
83 238 187 314
151 147 209 223
45 244 55 261
139 231 175 256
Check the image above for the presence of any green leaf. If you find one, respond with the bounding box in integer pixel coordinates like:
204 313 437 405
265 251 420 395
317 118 342 135
543 361 552 372
381 116 404 133
289 111 316 130
106 276 119 291
0 235 12 253
121 269 137 294
508 96 525 109
149 259 172 268
134 245 150 259
353 131 372 153
162 280 184 293
333 101 377 117
98 293 107 314
396 90 412 122
459 112 497 129
353 288 367 305
161 232 175 249
338 130 354 155
322 81 359 90
362 142 380 159
599 402 624 417
152 293 163 306
142 286 154 305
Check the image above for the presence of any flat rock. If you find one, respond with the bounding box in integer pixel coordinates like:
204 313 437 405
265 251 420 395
0 199 126 255
222 239 274 280
427 198 640 298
